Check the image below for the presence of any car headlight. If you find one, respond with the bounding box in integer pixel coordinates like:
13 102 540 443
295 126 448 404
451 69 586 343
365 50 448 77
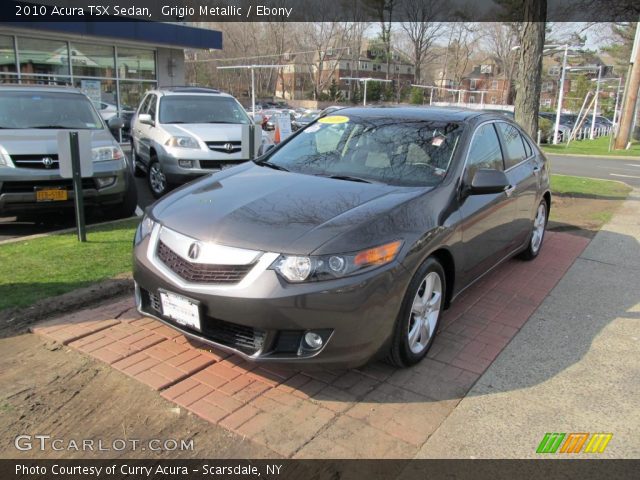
92 146 124 162
272 240 403 283
165 136 200 149
0 145 14 167
134 215 156 245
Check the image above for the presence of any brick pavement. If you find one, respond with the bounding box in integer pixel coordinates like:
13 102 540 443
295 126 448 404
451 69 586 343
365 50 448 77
32 231 589 458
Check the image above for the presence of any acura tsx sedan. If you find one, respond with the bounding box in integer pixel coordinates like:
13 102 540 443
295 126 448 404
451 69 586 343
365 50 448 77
133 107 550 368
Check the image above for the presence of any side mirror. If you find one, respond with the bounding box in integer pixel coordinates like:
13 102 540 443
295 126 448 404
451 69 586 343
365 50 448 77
138 113 154 126
107 116 125 130
467 169 510 195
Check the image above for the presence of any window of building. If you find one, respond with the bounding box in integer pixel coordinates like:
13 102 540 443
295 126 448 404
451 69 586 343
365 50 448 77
491 80 499 90
469 96 475 103
496 122 527 169
470 79 478 90
17 36 70 79
117 47 155 80
70 43 115 78
549 66 561 76
0 35 16 80
491 96 498 104
466 123 504 179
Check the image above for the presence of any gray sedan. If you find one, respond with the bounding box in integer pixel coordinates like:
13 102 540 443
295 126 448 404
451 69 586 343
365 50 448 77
133 107 550 368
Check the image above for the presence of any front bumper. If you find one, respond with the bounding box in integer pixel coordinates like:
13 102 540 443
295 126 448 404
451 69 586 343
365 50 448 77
133 228 411 368
0 160 128 215
157 147 249 184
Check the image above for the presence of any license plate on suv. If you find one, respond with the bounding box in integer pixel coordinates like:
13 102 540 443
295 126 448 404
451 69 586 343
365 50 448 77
35 187 68 202
159 291 201 331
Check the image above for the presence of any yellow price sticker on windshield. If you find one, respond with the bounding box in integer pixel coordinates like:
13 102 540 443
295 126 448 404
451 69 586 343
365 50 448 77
318 115 349 124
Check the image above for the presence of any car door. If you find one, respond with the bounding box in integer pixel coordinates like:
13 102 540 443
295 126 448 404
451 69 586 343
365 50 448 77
134 94 156 163
495 122 539 246
459 122 517 286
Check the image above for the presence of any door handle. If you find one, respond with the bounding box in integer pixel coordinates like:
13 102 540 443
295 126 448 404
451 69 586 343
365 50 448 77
504 185 516 197
533 165 540 174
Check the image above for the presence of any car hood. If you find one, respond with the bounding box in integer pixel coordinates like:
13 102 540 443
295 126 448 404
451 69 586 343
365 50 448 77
161 123 246 142
0 129 116 154
151 163 425 254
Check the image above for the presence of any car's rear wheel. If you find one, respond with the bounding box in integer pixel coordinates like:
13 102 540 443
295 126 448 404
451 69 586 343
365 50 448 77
519 199 547 260
387 257 445 367
148 157 168 198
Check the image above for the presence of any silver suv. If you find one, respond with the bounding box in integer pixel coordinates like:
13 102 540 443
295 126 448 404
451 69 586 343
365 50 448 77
0 85 137 219
131 87 272 198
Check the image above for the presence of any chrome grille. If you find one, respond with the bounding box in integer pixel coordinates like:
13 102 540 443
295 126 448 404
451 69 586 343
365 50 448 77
156 240 254 284
205 141 242 154
11 154 59 169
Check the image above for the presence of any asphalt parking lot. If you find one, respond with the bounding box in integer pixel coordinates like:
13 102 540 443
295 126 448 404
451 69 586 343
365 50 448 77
30 231 588 458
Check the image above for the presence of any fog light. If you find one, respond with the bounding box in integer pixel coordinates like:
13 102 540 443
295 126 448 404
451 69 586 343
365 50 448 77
178 159 194 168
304 331 323 350
95 176 116 188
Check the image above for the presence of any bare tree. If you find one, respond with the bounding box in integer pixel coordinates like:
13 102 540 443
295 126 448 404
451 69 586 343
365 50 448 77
399 1 445 84
485 22 521 103
442 22 478 87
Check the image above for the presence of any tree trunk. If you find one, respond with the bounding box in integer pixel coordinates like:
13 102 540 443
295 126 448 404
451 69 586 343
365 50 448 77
514 0 547 138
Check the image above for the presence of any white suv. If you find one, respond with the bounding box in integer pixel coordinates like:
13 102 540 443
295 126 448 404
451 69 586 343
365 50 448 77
131 87 272 197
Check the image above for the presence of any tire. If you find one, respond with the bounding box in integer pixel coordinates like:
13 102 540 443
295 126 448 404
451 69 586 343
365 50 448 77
131 148 146 178
518 199 548 261
148 157 169 198
105 172 138 220
387 257 446 368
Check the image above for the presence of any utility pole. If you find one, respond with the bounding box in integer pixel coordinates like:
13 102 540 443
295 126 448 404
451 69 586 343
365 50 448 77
590 65 602 140
614 22 640 149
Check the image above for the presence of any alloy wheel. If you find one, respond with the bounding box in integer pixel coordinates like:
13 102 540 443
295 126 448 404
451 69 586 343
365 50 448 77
531 202 546 254
149 162 166 195
407 271 442 354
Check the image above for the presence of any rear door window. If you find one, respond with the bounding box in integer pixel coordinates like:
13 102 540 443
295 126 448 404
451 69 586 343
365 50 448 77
496 122 527 169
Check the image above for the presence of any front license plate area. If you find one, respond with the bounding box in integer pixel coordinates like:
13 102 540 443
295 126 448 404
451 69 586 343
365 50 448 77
35 187 68 202
159 290 201 331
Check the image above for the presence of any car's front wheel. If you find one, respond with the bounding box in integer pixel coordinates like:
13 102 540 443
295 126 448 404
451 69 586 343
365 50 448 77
387 257 445 367
148 157 169 198
519 199 548 260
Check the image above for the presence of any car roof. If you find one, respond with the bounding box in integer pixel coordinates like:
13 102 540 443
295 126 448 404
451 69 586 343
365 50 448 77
150 86 235 98
0 84 85 95
331 106 496 123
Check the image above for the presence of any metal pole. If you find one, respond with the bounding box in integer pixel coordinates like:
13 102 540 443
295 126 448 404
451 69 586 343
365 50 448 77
363 79 367 106
591 65 602 139
429 88 433 105
553 44 569 144
249 123 255 160
69 132 86 242
251 67 255 116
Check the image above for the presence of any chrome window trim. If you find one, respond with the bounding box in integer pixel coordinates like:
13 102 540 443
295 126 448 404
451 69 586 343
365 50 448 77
146 223 279 293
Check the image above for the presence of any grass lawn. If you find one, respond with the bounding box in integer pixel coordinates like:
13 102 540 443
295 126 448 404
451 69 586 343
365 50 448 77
0 219 138 311
549 174 632 237
542 136 640 157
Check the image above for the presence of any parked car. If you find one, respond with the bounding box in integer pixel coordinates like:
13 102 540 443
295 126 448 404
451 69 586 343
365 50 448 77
130 87 273 198
292 110 320 131
0 85 137 219
133 107 550 368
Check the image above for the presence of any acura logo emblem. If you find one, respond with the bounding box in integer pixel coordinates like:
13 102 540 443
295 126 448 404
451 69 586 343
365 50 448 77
42 157 54 168
224 143 234 152
187 242 201 260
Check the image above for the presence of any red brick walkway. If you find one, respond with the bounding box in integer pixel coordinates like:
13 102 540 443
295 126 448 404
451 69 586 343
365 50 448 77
32 232 589 458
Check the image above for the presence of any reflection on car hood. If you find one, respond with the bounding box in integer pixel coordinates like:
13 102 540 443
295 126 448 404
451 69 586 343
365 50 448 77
0 129 116 155
152 164 425 254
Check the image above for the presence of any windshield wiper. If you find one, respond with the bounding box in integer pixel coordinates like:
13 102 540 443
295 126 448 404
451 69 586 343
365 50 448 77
32 125 75 129
322 174 373 184
253 160 289 172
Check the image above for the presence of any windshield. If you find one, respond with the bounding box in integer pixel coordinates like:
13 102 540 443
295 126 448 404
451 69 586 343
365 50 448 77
265 115 463 187
0 91 103 129
300 112 319 122
159 95 250 124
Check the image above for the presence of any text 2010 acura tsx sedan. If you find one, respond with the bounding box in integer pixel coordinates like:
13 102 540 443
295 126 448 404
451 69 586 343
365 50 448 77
133 107 550 368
